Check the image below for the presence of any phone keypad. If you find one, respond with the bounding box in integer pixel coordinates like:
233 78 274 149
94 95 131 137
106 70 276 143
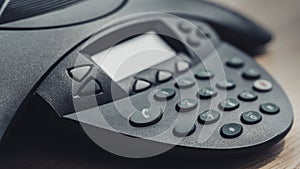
126 56 280 141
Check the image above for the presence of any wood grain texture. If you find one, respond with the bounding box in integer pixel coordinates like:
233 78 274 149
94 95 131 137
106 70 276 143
212 0 300 168
0 0 300 168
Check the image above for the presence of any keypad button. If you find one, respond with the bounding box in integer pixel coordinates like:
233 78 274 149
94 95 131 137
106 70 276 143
216 80 236 90
238 90 258 102
175 78 195 89
154 88 176 101
186 36 201 47
221 123 243 138
226 58 244 68
176 98 198 112
129 106 163 127
253 79 273 92
198 110 220 124
219 98 240 111
242 69 261 80
177 22 192 33
195 70 214 80
173 122 196 137
260 103 280 115
176 61 190 73
197 87 217 99
156 70 172 83
133 80 152 93
241 111 262 124
78 79 102 97
68 65 92 82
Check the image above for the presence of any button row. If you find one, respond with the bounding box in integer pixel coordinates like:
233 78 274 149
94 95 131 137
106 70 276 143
177 22 211 48
129 102 280 139
154 88 260 105
133 60 191 93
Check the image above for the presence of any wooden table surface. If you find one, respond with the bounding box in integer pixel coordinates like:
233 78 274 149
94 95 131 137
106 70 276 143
1 0 300 169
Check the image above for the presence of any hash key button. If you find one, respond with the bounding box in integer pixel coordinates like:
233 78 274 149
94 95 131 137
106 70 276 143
221 123 243 138
129 106 163 127
176 98 198 112
260 103 280 115
241 111 262 124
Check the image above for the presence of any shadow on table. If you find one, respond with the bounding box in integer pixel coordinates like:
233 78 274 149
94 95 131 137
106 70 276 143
0 98 285 169
0 122 284 169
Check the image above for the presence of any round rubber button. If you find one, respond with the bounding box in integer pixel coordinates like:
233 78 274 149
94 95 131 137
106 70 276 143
197 87 217 99
238 90 258 102
242 69 261 80
221 123 243 138
226 58 244 68
176 98 198 113
175 78 195 89
129 106 163 127
195 70 214 80
173 122 196 137
241 111 262 124
154 88 176 101
219 98 240 111
260 103 280 115
216 80 236 90
198 110 220 124
253 79 273 92
186 36 201 47
177 22 192 33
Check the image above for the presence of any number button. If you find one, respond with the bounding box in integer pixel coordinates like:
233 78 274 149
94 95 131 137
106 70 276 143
195 70 214 80
226 58 244 68
219 98 240 111
129 106 163 127
173 122 196 137
241 111 262 124
238 90 258 102
198 110 220 124
242 69 261 80
221 123 243 138
197 87 217 99
260 103 280 115
176 98 198 112
154 88 176 101
216 80 236 90
175 78 195 89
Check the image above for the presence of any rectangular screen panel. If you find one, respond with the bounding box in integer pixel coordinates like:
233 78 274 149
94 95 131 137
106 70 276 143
91 32 176 82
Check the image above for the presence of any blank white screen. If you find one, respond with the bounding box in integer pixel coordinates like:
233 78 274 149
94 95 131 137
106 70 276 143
91 32 176 82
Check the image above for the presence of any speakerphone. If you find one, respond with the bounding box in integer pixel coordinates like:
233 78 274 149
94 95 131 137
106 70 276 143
0 0 293 157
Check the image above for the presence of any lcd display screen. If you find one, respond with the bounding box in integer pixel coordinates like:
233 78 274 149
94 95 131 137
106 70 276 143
91 32 176 82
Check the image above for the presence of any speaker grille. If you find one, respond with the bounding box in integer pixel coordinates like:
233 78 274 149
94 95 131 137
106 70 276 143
0 0 85 24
